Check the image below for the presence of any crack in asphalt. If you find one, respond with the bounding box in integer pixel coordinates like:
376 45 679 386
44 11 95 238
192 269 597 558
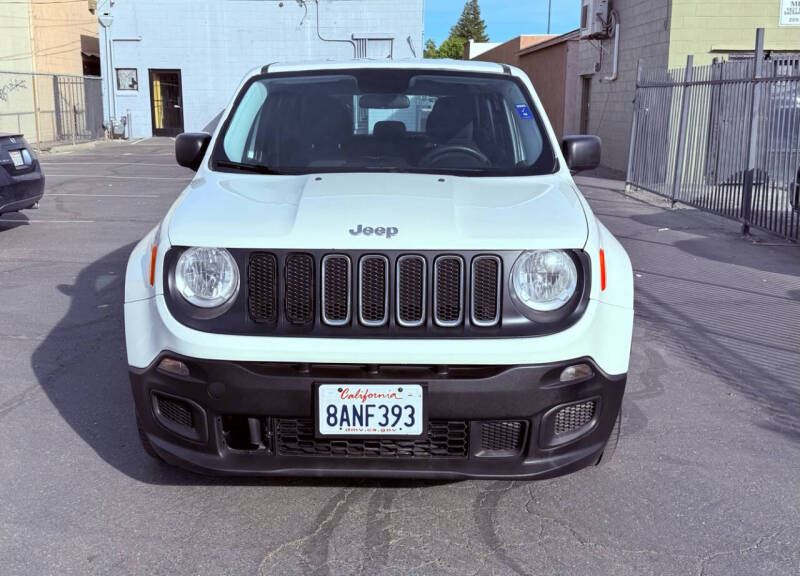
696 527 795 576
257 487 359 575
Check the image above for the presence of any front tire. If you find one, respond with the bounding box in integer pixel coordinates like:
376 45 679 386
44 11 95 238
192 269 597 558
595 407 621 466
136 414 164 462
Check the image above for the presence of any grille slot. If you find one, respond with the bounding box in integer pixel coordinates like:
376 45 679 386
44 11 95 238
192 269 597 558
480 421 525 452
154 394 194 429
359 255 389 326
276 419 468 458
471 256 501 327
322 255 351 326
248 253 278 324
285 253 314 325
434 256 464 327
396 255 426 327
554 400 597 436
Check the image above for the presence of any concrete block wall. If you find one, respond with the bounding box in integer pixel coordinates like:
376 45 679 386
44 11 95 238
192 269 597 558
578 0 671 176
97 0 424 139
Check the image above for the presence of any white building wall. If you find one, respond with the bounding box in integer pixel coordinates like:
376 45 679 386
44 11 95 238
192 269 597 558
98 0 424 139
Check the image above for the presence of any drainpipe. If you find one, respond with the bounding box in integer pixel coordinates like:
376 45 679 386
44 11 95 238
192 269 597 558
603 23 620 82
313 0 356 56
98 13 115 133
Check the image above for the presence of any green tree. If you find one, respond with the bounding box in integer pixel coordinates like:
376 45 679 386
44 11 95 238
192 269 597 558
436 36 467 59
423 38 439 59
450 0 489 43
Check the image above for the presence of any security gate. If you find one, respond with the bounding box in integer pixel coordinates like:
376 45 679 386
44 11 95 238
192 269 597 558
626 31 800 241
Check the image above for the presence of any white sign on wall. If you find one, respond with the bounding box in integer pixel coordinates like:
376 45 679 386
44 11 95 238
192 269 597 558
780 0 800 26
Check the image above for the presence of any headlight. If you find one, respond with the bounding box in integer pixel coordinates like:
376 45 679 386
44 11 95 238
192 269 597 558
511 250 578 312
175 247 239 308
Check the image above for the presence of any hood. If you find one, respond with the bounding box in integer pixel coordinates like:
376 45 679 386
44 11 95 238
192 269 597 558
167 172 588 250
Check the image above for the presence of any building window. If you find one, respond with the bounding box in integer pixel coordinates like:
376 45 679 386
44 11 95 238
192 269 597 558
580 5 588 29
116 68 138 91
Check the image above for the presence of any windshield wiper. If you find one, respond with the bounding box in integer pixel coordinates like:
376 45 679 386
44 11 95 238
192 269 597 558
215 160 285 175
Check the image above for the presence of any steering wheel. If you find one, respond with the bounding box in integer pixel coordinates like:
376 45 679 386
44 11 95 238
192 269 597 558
418 145 491 168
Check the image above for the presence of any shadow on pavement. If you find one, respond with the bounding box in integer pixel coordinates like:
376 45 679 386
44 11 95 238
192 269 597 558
630 209 799 276
0 212 30 229
625 212 800 442
32 243 452 488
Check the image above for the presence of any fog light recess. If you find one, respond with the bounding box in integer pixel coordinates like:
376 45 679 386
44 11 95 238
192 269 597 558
560 363 593 383
158 357 190 377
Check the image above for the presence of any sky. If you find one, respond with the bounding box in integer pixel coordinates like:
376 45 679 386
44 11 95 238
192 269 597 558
424 0 582 46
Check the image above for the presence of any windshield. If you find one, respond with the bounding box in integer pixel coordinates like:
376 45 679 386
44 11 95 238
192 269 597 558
212 69 557 177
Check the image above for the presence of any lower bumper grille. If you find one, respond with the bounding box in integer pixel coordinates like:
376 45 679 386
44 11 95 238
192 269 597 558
480 420 525 452
554 400 597 436
154 393 194 428
276 419 469 458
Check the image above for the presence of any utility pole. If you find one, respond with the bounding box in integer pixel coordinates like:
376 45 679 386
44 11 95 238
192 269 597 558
546 0 552 34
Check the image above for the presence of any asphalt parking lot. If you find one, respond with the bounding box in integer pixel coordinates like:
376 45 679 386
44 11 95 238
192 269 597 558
1 138 798 576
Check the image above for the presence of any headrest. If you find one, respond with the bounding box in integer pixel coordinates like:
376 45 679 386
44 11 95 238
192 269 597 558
426 96 475 142
373 121 407 139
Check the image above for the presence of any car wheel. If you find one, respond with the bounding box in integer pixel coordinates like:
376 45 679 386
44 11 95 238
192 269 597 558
137 414 165 462
595 407 621 466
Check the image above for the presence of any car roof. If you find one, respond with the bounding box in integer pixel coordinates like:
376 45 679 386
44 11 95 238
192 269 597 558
259 58 509 76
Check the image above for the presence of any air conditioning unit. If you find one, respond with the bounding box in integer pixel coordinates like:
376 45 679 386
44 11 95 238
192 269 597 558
580 0 610 39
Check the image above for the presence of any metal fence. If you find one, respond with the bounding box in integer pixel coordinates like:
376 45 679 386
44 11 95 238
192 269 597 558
0 70 104 149
626 30 800 241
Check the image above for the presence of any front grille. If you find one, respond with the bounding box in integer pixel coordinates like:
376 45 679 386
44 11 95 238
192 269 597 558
285 253 314 324
471 256 501 326
240 250 519 334
554 400 597 435
276 419 469 458
359 255 389 326
154 394 194 429
248 253 278 324
397 255 426 327
434 256 464 326
480 421 525 452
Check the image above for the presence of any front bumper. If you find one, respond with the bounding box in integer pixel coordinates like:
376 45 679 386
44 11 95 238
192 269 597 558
132 354 625 479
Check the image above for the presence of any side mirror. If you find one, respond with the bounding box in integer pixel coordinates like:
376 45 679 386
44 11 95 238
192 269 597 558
175 132 211 171
561 135 601 173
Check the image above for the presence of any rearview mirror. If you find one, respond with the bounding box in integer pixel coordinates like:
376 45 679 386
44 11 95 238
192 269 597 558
359 94 410 109
175 132 211 171
561 135 601 173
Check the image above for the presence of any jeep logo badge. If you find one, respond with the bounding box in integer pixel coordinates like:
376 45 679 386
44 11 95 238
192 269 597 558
349 224 398 239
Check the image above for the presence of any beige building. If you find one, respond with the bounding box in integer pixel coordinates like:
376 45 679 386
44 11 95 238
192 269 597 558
667 0 800 67
0 0 98 76
0 0 100 145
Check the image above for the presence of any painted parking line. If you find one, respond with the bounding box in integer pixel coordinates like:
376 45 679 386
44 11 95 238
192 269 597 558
0 219 97 224
47 193 161 198
44 174 191 181
39 162 179 167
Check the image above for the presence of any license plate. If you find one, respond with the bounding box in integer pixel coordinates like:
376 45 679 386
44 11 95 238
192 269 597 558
318 384 423 437
9 150 24 167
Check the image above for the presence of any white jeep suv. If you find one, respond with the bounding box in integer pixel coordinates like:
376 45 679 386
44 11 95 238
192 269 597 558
124 60 633 479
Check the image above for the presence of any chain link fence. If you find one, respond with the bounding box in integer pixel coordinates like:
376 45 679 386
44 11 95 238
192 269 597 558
0 70 104 149
626 31 800 242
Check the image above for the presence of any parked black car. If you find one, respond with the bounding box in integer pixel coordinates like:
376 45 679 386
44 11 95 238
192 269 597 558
0 133 45 216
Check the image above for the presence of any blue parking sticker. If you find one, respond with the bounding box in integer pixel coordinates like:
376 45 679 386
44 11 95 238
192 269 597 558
515 104 533 119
